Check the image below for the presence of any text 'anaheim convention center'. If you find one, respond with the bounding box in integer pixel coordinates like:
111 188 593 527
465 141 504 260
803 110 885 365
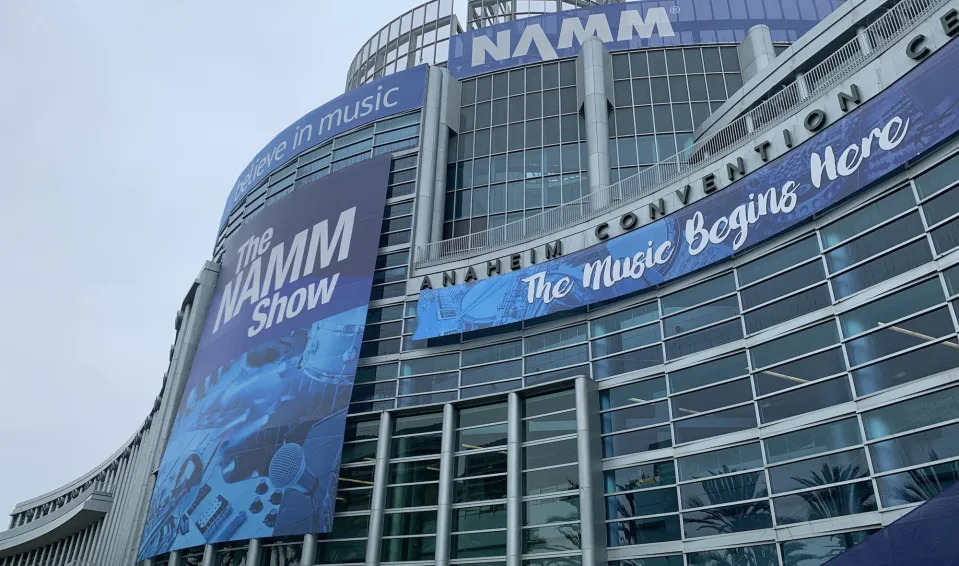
5 0 959 565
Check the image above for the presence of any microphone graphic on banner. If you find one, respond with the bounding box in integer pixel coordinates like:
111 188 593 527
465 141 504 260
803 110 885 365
268 443 318 495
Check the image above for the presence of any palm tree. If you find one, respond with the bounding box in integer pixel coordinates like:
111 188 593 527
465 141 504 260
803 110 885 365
681 468 771 540
891 459 959 505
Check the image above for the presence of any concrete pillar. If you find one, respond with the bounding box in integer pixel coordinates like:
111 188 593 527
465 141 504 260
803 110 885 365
506 392 522 566
365 413 394 566
168 550 180 566
795 71 810 100
301 534 316 566
577 37 613 198
434 403 456 566
575 377 606 566
738 24 776 84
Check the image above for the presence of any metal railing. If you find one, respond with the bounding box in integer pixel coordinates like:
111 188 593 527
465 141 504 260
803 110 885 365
415 0 944 267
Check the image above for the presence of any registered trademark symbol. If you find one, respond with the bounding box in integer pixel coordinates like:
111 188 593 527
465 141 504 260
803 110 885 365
670 5 681 13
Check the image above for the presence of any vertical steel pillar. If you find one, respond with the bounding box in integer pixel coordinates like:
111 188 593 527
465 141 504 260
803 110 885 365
577 37 613 198
506 392 523 566
576 377 606 566
365 412 394 566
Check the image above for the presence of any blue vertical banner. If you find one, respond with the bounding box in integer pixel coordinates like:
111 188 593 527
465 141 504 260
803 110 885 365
139 155 393 559
415 35 959 340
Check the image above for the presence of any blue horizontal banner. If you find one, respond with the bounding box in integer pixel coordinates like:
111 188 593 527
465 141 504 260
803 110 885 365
447 0 843 78
415 36 959 340
219 65 428 229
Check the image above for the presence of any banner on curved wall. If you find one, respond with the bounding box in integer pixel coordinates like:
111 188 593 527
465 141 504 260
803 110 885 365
414 36 959 340
139 155 392 559
219 65 427 230
448 0 844 78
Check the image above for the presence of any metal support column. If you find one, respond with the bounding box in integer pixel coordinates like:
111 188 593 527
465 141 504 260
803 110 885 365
430 69 457 244
413 66 444 259
168 550 180 566
506 392 523 566
434 403 457 566
575 377 606 566
201 544 214 566
577 37 612 198
737 24 776 83
301 533 316 566
365 412 394 566
247 539 261 566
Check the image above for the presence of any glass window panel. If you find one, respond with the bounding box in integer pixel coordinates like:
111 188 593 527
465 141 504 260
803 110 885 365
750 321 839 369
745 284 832 334
390 459 441 484
525 324 587 354
384 510 438 536
455 474 508 503
773 481 876 525
932 216 959 253
853 340 959 395
387 483 439 508
602 400 670 433
451 530 506 559
344 418 382 441
525 463 579 496
678 442 764 481
525 495 580 525
753 348 846 396
606 486 678 519
758 377 852 424
862 386 959 440
603 425 673 457
525 344 588 374
682 501 772 538
870 421 959 473
741 261 825 310
688 544 778 566
605 460 676 493
764 418 862 464
379 536 435 562
523 524 580 553
780 530 876 566
915 152 959 199
453 503 507 532
844 307 954 367
401 356 458 377
600 377 667 410
607 515 681 547
459 403 507 428
875 460 959 507
768 448 868 494
458 423 507 452
669 352 749 394
525 438 577 469
825 212 924 273
461 359 522 386
592 346 664 380
525 410 577 441
391 434 442 458
821 187 915 248
673 404 757 444
672 378 753 417
591 302 659 337
525 389 575 417
664 320 743 361
680 471 767 509
661 274 735 314
456 451 508 478
664 296 739 338
398 372 457 395
592 324 660 357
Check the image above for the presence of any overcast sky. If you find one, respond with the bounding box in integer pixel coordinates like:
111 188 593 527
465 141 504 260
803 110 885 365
0 0 428 522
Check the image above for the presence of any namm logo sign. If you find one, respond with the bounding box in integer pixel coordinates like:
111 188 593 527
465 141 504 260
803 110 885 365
471 7 674 66
446 0 843 78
